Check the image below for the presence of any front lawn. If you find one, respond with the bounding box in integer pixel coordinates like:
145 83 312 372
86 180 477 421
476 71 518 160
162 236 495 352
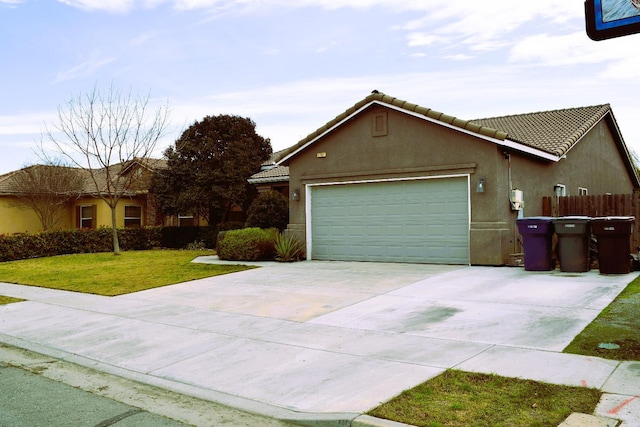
368 370 601 427
564 274 640 360
0 250 253 296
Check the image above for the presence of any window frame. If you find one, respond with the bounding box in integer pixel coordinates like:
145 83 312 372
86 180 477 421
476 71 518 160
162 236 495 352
79 205 95 229
124 205 143 228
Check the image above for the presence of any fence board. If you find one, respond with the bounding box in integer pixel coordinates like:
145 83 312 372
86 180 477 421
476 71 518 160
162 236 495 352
542 194 638 252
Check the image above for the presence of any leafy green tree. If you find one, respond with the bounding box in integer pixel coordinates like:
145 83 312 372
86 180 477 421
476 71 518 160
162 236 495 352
245 191 289 231
152 115 271 226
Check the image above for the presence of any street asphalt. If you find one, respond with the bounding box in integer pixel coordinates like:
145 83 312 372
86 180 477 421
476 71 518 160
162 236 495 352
0 259 638 426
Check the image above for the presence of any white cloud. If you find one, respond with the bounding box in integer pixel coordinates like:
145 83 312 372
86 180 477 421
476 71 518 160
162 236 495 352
54 57 116 83
57 0 136 13
0 112 56 136
407 33 440 47
444 53 473 61
509 31 640 78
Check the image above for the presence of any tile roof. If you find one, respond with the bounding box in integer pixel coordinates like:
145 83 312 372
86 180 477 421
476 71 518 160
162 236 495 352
248 165 290 184
471 104 612 157
0 158 165 196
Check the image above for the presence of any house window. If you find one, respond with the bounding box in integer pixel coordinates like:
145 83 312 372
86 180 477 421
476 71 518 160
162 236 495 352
178 214 195 227
578 187 588 196
554 184 567 197
79 205 95 229
124 205 142 228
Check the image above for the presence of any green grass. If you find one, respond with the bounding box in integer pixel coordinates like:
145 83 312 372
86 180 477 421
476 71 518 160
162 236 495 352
564 275 640 360
0 295 24 305
368 370 601 427
0 250 253 296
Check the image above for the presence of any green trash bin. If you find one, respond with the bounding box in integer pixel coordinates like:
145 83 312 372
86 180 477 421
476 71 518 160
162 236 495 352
591 216 635 274
552 216 591 272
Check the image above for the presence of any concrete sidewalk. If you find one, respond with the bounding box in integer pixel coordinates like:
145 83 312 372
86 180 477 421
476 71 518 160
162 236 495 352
0 261 638 426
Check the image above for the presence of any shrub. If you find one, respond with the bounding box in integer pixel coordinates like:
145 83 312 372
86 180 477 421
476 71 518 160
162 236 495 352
245 191 289 231
0 227 163 262
216 228 277 261
273 232 305 262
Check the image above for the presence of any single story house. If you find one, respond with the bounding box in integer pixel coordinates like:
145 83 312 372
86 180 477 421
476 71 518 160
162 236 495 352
0 158 165 235
274 91 640 266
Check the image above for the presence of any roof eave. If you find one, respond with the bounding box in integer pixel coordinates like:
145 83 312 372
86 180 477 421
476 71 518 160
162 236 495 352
247 176 290 184
500 139 561 162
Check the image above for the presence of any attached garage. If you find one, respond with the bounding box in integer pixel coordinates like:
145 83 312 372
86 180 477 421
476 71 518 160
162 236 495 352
308 176 470 264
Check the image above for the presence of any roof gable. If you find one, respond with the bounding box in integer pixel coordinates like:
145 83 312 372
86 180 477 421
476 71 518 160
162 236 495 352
277 92 511 165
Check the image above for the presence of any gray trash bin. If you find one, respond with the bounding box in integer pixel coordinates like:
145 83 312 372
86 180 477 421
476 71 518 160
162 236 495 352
552 216 591 272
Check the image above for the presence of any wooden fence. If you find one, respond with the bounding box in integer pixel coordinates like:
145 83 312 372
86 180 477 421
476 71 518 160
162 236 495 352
542 193 639 250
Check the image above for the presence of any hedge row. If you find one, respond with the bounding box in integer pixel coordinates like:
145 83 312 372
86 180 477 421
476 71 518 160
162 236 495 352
0 225 243 262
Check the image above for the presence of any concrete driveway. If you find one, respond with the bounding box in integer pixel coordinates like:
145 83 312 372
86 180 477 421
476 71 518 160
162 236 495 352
0 261 636 425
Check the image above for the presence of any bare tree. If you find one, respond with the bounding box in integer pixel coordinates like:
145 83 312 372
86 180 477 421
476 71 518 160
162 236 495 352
39 84 170 254
7 162 85 231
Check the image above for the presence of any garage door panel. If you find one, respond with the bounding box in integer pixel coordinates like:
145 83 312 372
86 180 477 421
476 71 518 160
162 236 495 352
310 177 469 264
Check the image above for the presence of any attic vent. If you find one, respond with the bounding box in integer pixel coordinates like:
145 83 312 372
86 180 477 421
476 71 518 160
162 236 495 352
372 110 388 137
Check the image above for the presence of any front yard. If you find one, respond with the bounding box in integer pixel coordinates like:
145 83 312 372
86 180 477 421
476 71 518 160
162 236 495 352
0 250 252 296
0 254 637 426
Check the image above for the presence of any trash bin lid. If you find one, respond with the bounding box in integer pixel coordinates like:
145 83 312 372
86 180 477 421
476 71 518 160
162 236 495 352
552 216 590 222
591 216 635 222
516 216 554 222
517 217 555 234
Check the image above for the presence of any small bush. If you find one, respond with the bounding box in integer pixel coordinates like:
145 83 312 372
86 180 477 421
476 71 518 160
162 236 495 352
217 228 277 261
245 191 289 231
274 233 305 262
185 240 207 250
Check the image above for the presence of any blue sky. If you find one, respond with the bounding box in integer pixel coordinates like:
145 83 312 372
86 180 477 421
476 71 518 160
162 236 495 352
1 0 640 174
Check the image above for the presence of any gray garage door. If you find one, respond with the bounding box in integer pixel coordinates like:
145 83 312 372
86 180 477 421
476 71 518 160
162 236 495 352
310 177 469 264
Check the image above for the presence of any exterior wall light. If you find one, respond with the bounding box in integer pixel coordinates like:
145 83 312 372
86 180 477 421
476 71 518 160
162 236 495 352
292 189 300 201
476 177 486 193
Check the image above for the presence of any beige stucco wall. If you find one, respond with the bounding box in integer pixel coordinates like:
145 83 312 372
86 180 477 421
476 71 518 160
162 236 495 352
0 196 149 235
285 106 637 266
0 196 46 234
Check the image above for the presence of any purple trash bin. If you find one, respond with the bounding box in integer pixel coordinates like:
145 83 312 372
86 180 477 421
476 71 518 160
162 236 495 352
517 217 555 271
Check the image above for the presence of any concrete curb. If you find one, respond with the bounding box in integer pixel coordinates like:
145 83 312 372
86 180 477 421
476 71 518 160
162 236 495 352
351 415 416 427
558 413 620 427
0 335 360 427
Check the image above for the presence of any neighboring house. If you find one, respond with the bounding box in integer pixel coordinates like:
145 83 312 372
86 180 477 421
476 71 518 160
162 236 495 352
0 158 166 235
248 150 290 197
275 92 640 266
